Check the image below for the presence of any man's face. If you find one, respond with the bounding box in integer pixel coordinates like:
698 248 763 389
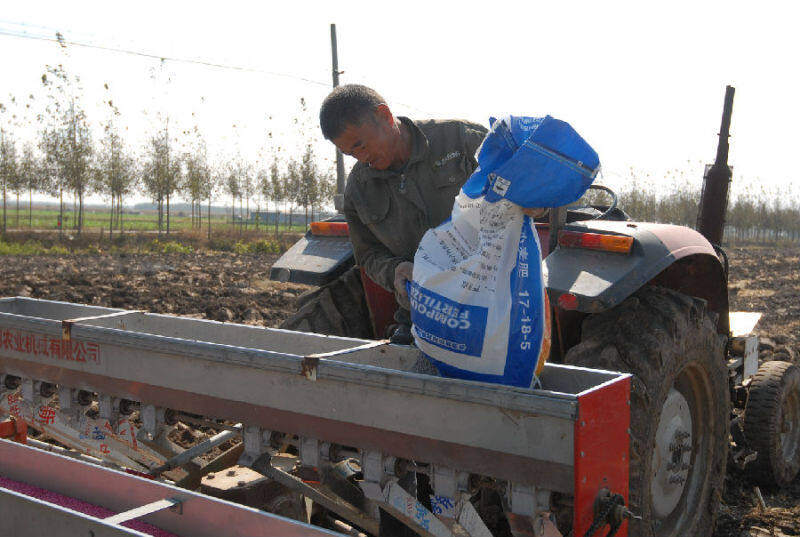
332 114 396 171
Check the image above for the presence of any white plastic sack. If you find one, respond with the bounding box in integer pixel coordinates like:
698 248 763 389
409 115 599 387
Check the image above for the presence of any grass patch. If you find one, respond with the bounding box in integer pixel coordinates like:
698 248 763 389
233 239 282 254
145 239 194 255
0 240 70 256
0 230 302 256
2 207 311 235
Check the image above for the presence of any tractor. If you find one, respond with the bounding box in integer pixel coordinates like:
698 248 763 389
270 85 800 536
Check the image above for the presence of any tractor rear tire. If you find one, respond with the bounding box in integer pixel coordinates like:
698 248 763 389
744 360 800 488
564 286 728 537
279 266 373 339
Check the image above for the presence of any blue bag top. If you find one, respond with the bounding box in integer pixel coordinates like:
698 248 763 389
462 115 600 207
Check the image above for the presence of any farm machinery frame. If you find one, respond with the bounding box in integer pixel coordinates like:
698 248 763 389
1 86 799 537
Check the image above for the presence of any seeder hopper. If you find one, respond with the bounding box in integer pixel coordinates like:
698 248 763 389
0 297 632 537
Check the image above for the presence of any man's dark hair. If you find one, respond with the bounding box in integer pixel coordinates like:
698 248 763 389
319 84 386 140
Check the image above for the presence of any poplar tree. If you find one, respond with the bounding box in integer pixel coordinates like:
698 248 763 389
142 122 180 236
182 135 211 229
39 65 93 235
269 157 285 233
96 124 136 236
18 143 41 228
0 128 16 234
256 166 271 230
223 160 240 228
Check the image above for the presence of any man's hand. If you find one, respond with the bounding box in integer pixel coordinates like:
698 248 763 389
393 261 414 310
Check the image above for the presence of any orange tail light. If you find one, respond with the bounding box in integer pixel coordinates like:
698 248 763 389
310 221 350 236
558 230 633 254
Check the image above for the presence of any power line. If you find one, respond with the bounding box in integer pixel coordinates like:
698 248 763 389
0 21 435 116
0 25 331 88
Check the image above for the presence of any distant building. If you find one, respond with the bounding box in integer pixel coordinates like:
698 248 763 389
246 210 336 226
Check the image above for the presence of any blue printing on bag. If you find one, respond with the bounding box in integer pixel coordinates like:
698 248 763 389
417 216 544 387
408 281 488 358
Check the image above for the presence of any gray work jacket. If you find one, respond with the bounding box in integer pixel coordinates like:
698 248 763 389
343 116 487 292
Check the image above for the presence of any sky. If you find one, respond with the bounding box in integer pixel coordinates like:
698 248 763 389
1 0 797 206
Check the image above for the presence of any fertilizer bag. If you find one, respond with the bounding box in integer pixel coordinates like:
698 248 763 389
409 115 599 387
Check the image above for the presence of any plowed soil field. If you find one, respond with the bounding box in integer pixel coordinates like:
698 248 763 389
1 244 798 536
718 245 800 537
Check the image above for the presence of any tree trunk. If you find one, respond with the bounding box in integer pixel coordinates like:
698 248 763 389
2 176 6 235
59 187 63 238
166 192 170 236
161 198 165 236
78 190 84 236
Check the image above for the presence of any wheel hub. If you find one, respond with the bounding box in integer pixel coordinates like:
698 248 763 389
651 388 693 519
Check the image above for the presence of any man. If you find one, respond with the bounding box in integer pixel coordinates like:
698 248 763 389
319 84 487 342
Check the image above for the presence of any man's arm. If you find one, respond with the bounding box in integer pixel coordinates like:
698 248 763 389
343 202 406 293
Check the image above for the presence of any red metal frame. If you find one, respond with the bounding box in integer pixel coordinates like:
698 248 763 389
360 267 398 339
573 374 631 537
535 223 551 257
0 417 27 443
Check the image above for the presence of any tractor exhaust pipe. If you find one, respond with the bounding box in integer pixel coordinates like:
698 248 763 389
696 85 735 246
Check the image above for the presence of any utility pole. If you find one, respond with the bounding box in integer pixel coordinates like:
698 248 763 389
330 23 346 212
1 128 5 236
166 117 171 236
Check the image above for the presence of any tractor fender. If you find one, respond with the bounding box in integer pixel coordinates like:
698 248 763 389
544 220 729 333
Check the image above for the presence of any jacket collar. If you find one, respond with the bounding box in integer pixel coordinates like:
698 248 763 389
400 116 429 168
